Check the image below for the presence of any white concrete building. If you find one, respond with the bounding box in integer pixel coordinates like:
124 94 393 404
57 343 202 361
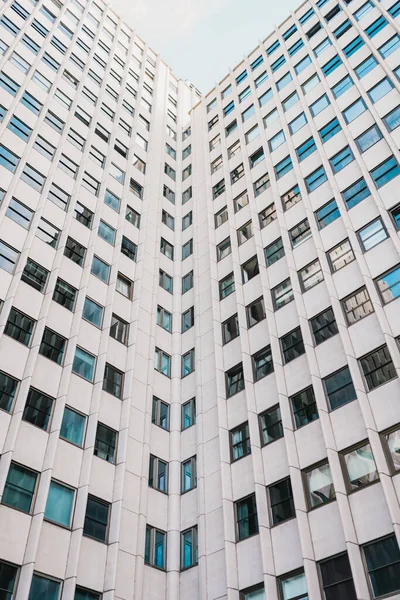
0 0 400 598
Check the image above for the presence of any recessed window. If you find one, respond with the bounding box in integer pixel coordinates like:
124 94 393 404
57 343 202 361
182 271 193 293
272 279 294 311
181 526 198 569
282 185 301 211
359 345 397 391
246 297 265 328
329 146 354 173
53 279 76 311
342 287 374 326
98 221 116 245
182 239 193 260
268 478 295 525
116 274 133 299
60 407 86 447
305 166 327 192
5 308 35 346
103 364 123 398
328 240 355 272
290 219 311 248
342 441 378 491
219 273 235 299
323 367 357 410
182 398 196 430
265 238 284 267
254 174 271 198
160 238 174 260
310 307 338 345
23 388 54 430
252 346 273 381
342 177 370 210
237 221 253 245
281 327 305 364
181 456 197 492
375 264 400 305
226 363 244 397
145 525 166 569
182 349 195 377
39 328 66 365
260 405 283 446
149 455 168 493
94 423 117 463
82 298 103 328
363 535 400 599
157 306 172 332
222 314 239 344
236 495 258 540
290 386 318 429
0 371 19 413
83 495 110 542
299 259 323 291
315 199 340 229
215 206 228 228
279 571 308 600
155 347 171 377
72 347 96 382
304 461 335 509
355 125 382 153
159 269 173 293
343 98 367 123
370 156 400 189
152 396 169 430
289 112 307 134
310 94 330 117
357 218 387 252
21 259 48 292
233 191 249 213
91 256 110 283
213 179 226 199
44 480 75 527
3 462 37 513
241 256 259 283
319 554 356 599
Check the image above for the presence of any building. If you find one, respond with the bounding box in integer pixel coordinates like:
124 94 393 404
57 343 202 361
0 0 400 597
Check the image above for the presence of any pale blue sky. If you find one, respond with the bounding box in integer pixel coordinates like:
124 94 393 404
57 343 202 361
110 0 301 93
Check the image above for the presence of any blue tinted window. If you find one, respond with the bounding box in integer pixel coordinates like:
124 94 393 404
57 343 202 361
344 36 365 57
343 98 367 123
319 118 341 143
275 156 293 180
255 71 268 87
302 74 320 93
389 0 400 17
271 55 286 72
354 1 374 20
365 16 387 38
379 35 400 57
355 55 377 78
314 37 331 56
305 167 327 192
330 146 354 173
368 78 393 103
310 94 330 116
283 92 299 111
355 125 382 152
383 105 400 132
0 72 19 96
295 55 312 74
334 20 352 39
269 130 285 151
0 144 20 173
259 88 272 106
223 101 235 116
289 39 304 56
322 55 342 76
297 137 317 162
236 70 248 85
283 24 297 40
316 199 340 229
7 115 32 141
342 178 370 209
289 112 307 134
299 8 315 23
251 55 264 70
370 157 400 188
317 0 329 6
276 72 293 91
266 40 280 55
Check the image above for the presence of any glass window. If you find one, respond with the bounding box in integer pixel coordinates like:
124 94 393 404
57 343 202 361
268 478 295 525
252 346 273 381
355 55 377 80
103 364 123 398
363 535 400 599
259 88 273 107
283 92 299 111
260 405 283 446
310 308 338 345
236 495 258 540
181 527 198 569
319 554 356 599
149 455 168 493
60 407 86 446
155 348 171 377
343 98 367 123
83 496 109 542
72 347 95 381
28 575 60 600
157 306 172 332
23 388 53 430
182 349 195 377
324 366 357 410
296 137 316 162
39 328 66 365
2 463 37 513
152 397 169 430
83 298 103 328
269 130 285 152
330 146 354 173
379 34 400 58
310 94 330 117
359 345 397 390
44 480 74 527
290 219 311 247
368 78 393 104
104 190 120 212
121 237 137 261
222 314 239 344
370 156 400 189
95 423 117 464
246 297 265 328
319 118 341 144
299 259 323 291
234 191 249 212
230 423 251 462
21 259 48 292
342 178 370 209
390 204 400 229
355 125 382 152
181 456 197 492
280 572 308 600
75 203 93 228
0 371 19 413
358 218 387 252
5 308 35 346
91 257 110 284
343 442 378 490
276 72 292 91
342 287 374 326
53 279 76 312
265 238 284 267
182 398 196 430
220 273 235 299
281 328 305 364
290 387 318 429
302 74 320 94
241 256 259 283
328 240 355 272
305 462 335 508
226 364 244 397
0 560 18 599
305 166 327 192
145 526 166 570
316 199 340 229
375 264 400 305
272 279 294 310
282 185 301 211
314 37 332 56
254 174 271 197
182 271 193 293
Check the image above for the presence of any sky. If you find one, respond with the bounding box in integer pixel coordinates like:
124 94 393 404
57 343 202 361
110 0 300 94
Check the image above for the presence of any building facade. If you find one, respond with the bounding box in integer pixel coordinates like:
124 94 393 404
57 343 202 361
0 0 400 598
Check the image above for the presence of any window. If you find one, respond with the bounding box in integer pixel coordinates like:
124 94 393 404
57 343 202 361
233 192 249 214
330 146 354 173
157 306 172 333
290 220 311 248
116 274 133 299
0 73 19 96
289 113 307 135
356 125 382 153
358 219 387 252
310 307 338 346
370 156 400 189
359 346 396 391
91 257 110 284
64 237 86 266
231 163 245 184
249 147 264 168
36 218 59 249
104 190 121 212
325 366 357 411
310 94 330 117
223 101 235 116
60 407 85 447
376 264 400 305
254 174 271 197
182 271 194 293
182 212 192 230
269 130 285 152
39 328 66 365
220 272 235 299
155 348 171 377
236 495 258 540
181 527 198 570
368 78 393 104
265 238 284 267
152 397 169 430
182 398 196 430
315 199 339 230
160 238 174 260
121 237 137 262
72 347 96 382
215 207 228 228
295 55 312 74
277 72 293 91
253 346 273 381
379 34 400 58
260 406 283 446
0 561 18 599
181 456 197 492
109 314 128 345
21 259 48 292
159 269 173 293
302 74 320 95
230 423 251 462
82 173 100 197
0 145 19 173
83 496 109 542
103 364 123 398
44 480 74 527
23 388 53 432
319 554 356 599
75 203 93 229
182 239 193 259
299 260 323 292
342 441 378 491
242 256 259 283
149 455 168 493
343 98 367 124
342 178 370 209
272 279 294 311
222 314 239 344
355 57 377 83
365 15 388 38
363 535 400 599
2 463 37 513
268 478 295 525
163 185 175 204
237 221 253 246
0 371 18 413
5 308 34 347
304 462 335 509
342 287 373 326
6 198 33 230
28 575 61 600
145 526 166 570
297 137 316 162
259 88 273 107
226 363 244 397
182 349 195 377
328 240 355 272
283 92 299 113
126 207 140 229
305 166 327 192
319 119 341 146
213 180 225 199
246 297 265 328
7 115 31 142
279 572 308 600
281 328 305 364
291 386 318 429
82 298 103 328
